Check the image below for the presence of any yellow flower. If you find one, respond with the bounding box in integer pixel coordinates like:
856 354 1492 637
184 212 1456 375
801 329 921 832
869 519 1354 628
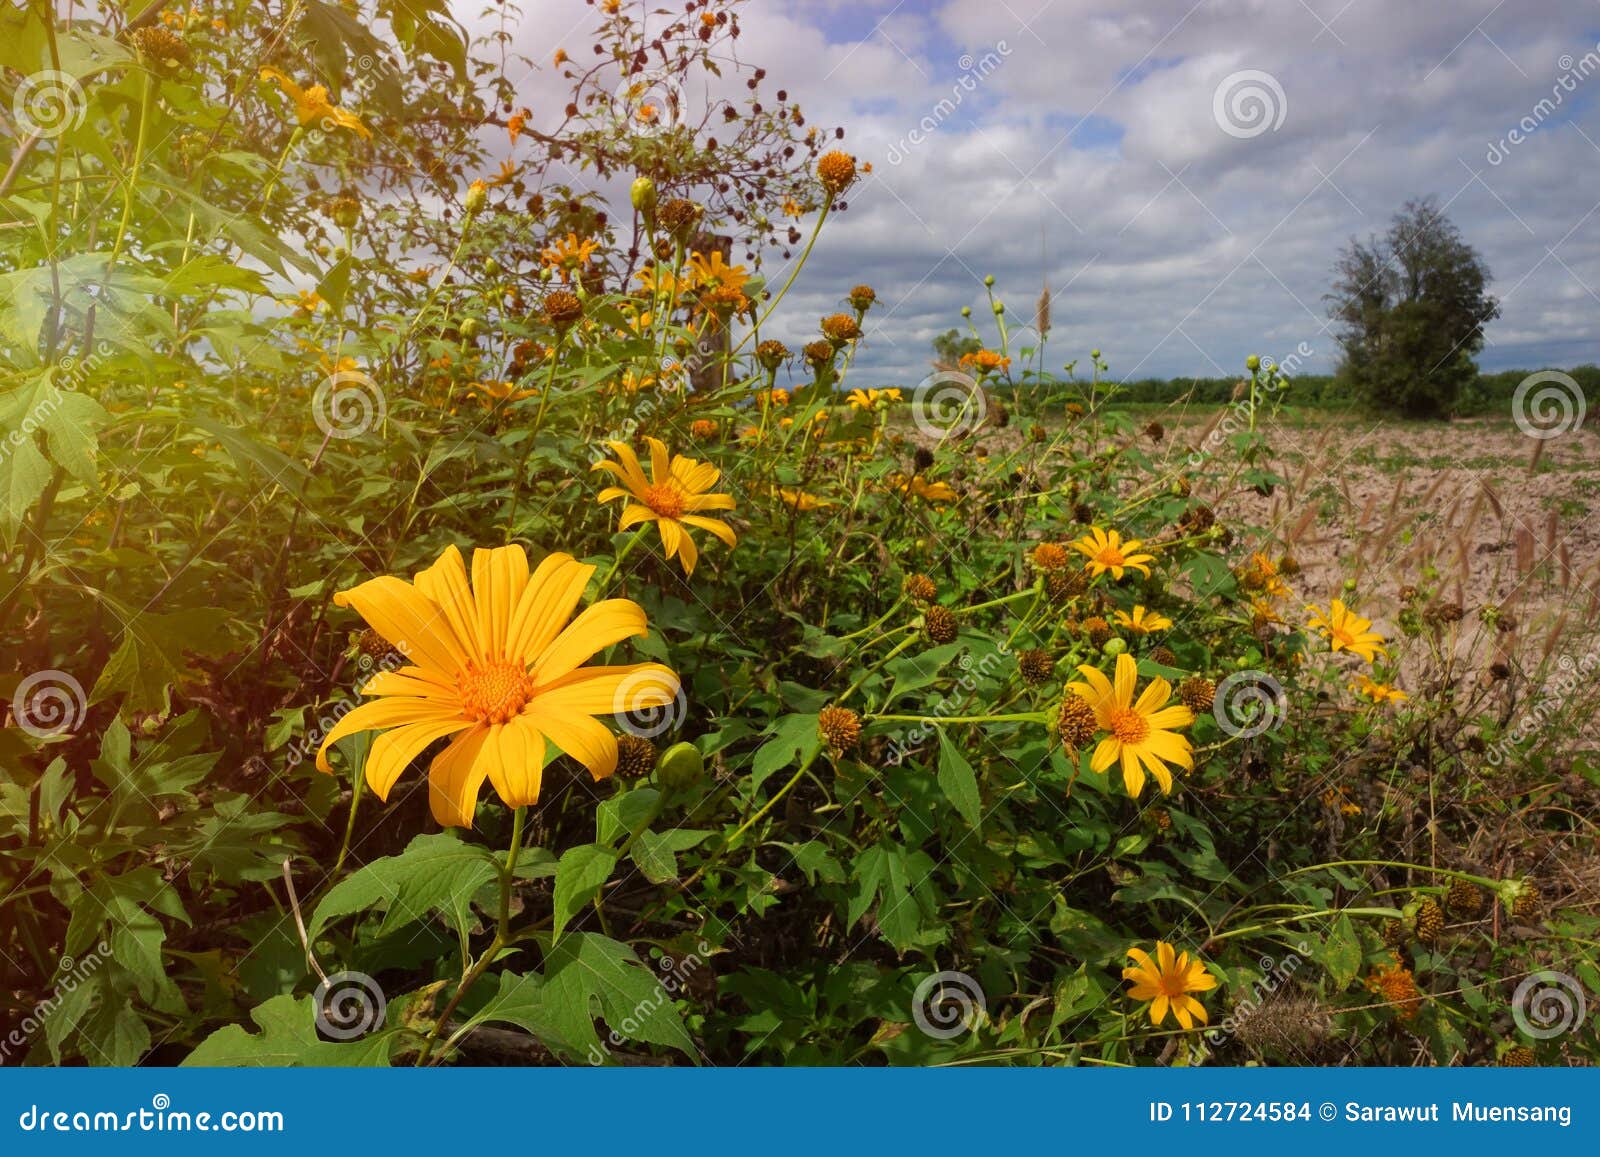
468 379 537 407
688 250 750 297
287 290 324 314
315 544 678 826
890 474 958 504
1350 674 1407 704
1113 605 1172 634
846 387 901 411
759 388 790 408
1123 941 1217 1029
1306 599 1388 662
1067 652 1194 798
1071 527 1155 581
259 68 370 139
959 349 1011 374
488 159 520 188
774 486 832 511
541 232 599 282
593 437 737 576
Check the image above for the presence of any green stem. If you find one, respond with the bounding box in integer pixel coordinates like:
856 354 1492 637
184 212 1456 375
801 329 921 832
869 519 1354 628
106 71 154 272
415 807 526 1066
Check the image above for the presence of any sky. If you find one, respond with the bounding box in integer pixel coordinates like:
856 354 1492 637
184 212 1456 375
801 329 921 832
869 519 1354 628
487 0 1600 386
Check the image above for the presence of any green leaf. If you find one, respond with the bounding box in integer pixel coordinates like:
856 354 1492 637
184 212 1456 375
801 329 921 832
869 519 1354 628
1321 913 1363 990
935 731 983 828
310 832 500 940
536 933 696 1062
182 994 395 1066
632 829 710 885
750 713 820 794
89 607 235 718
316 254 354 314
551 844 618 936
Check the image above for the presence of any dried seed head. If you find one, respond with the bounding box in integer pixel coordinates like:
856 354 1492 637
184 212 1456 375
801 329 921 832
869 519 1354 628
904 573 937 603
1413 897 1445 944
1177 676 1215 713
1018 648 1054 685
1057 692 1097 749
817 705 863 753
925 604 958 645
616 734 657 778
1446 879 1485 919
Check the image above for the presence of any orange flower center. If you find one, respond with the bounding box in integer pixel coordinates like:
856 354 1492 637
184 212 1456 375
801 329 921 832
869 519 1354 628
643 481 686 519
1155 969 1190 998
1095 544 1127 568
458 658 535 724
1331 626 1356 648
1108 705 1150 745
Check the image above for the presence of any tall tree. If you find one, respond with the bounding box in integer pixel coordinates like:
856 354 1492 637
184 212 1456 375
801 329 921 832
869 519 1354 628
1328 197 1500 417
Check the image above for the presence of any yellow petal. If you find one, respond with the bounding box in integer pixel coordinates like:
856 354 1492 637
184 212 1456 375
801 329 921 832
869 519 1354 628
680 514 737 547
334 576 470 673
534 598 648 684
505 553 594 664
366 717 472 799
472 545 528 654
315 697 459 772
427 726 491 828
413 545 485 664
522 706 618 780
532 663 678 713
483 717 547 808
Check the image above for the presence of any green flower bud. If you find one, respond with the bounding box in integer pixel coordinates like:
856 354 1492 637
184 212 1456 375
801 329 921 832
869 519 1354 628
1102 637 1127 656
655 741 705 792
631 175 658 215
983 274 995 287
460 318 483 340
961 306 972 318
1246 354 1261 371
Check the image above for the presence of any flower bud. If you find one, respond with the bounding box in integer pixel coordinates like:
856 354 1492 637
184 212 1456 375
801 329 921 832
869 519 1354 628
1102 637 1127 656
655 741 705 791
630 175 658 215
1246 354 1261 371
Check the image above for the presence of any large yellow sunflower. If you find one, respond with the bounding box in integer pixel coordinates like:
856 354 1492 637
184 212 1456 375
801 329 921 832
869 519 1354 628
1071 527 1155 581
1306 598 1388 662
593 437 736 576
315 544 677 827
1067 652 1194 798
1123 941 1217 1029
